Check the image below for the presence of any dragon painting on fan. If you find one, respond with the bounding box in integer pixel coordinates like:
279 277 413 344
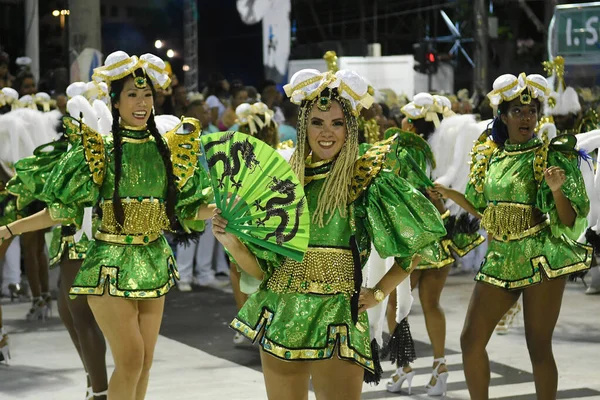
210 68 447 400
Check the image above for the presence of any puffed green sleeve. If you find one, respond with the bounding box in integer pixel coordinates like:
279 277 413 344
175 164 214 232
536 150 589 240
356 170 446 267
465 180 488 214
40 141 101 228
7 140 69 211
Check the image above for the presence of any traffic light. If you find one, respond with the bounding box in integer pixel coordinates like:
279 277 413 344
413 42 438 74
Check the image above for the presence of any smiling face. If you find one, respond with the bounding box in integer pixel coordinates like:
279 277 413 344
306 100 347 162
114 77 154 127
500 97 540 144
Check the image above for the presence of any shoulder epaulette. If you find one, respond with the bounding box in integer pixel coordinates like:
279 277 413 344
163 117 202 190
349 134 396 203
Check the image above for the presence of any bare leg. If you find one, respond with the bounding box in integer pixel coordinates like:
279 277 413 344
311 356 363 400
88 293 144 400
259 349 310 400
61 256 108 399
135 297 165 400
418 266 452 380
461 282 521 400
22 231 42 298
522 276 567 400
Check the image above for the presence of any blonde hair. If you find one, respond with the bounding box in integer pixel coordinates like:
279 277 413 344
290 90 359 227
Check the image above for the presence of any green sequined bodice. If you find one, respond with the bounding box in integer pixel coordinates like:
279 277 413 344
304 159 352 248
484 138 542 205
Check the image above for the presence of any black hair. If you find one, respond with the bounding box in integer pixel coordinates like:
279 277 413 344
379 102 391 119
14 70 35 95
491 91 541 146
207 73 228 98
281 99 298 121
110 68 179 231
410 114 442 140
0 52 8 66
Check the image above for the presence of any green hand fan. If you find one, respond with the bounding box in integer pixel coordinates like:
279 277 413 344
200 131 309 262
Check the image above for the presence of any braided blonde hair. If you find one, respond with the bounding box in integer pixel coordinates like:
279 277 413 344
290 89 359 227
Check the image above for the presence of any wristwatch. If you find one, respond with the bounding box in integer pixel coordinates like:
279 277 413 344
373 287 385 303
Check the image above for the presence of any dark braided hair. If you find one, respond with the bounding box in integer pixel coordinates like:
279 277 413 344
110 69 179 231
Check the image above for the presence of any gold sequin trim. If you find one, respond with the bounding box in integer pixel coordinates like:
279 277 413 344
446 234 486 257
163 117 201 190
94 231 161 245
69 259 178 298
99 198 170 235
121 136 154 144
349 134 396 203
266 247 355 295
49 235 86 266
231 313 375 373
481 202 535 238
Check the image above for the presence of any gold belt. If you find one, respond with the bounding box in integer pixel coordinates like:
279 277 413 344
267 247 356 295
95 231 161 245
99 198 170 235
481 202 535 237
491 220 549 242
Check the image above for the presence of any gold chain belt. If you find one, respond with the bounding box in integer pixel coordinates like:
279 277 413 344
481 202 535 237
95 231 161 245
267 247 356 295
99 198 170 235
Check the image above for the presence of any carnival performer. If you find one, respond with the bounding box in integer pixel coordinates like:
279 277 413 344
433 73 592 400
5 82 113 398
385 93 484 396
0 51 214 399
213 68 447 400
0 95 62 321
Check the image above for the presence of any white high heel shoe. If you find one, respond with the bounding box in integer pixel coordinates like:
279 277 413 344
426 357 449 396
386 368 415 394
86 389 108 399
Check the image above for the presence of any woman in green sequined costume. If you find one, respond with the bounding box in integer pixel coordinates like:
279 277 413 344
5 88 110 398
0 52 214 399
383 93 485 396
434 73 592 400
212 69 447 400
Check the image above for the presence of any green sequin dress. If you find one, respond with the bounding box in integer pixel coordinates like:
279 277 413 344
377 130 485 269
41 127 212 299
7 139 91 268
230 153 447 374
466 137 592 289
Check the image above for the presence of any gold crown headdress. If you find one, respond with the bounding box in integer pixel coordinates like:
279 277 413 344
542 56 581 116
